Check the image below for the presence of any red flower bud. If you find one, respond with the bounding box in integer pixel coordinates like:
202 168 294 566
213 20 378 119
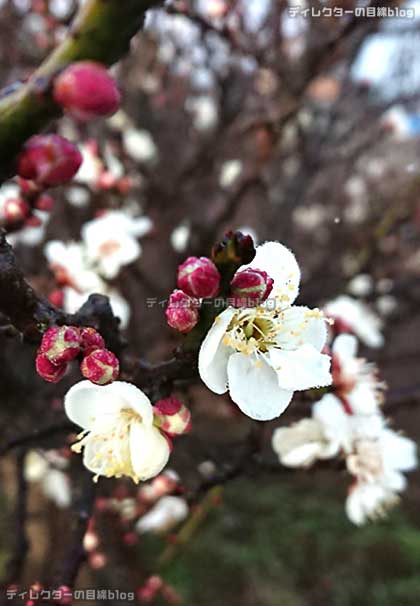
177 256 220 298
39 325 81 365
80 348 120 385
17 134 82 186
79 327 105 354
3 198 30 224
165 290 199 333
230 268 274 307
36 353 67 383
53 61 121 121
153 397 192 437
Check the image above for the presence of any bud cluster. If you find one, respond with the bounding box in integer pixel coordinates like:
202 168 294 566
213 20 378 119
166 255 221 334
35 325 119 385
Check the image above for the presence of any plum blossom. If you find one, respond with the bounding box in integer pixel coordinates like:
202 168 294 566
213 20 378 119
81 210 153 279
136 496 188 534
324 295 384 348
346 427 417 525
331 334 385 415
65 381 170 482
199 241 332 420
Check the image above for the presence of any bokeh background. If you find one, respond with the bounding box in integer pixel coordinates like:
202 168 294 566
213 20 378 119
1 1 420 604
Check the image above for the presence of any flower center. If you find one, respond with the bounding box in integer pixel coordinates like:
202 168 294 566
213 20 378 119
223 308 279 355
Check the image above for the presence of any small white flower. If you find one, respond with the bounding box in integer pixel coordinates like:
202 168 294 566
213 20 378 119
219 160 242 188
75 142 103 186
81 211 152 279
170 222 191 253
331 334 385 415
24 450 71 509
44 240 104 293
346 428 417 525
136 496 188 534
123 128 158 164
199 242 332 420
324 295 384 348
65 381 170 483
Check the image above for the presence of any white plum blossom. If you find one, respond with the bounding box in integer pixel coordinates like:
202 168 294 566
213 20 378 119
346 427 417 525
219 159 242 188
324 295 384 348
24 450 71 509
122 128 158 164
136 496 188 534
65 381 170 483
331 334 385 415
199 242 332 420
81 210 153 279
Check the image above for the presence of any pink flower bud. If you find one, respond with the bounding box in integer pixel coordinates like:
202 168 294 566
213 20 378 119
153 397 192 437
17 134 82 186
36 353 67 383
80 348 120 385
53 61 121 121
79 327 105 354
165 290 199 334
3 198 30 224
177 256 220 298
230 268 274 307
39 325 81 365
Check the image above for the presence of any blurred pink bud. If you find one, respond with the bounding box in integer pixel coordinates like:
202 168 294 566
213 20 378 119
230 268 274 307
80 348 120 385
35 353 67 383
166 290 199 333
177 256 220 298
153 397 192 437
34 193 54 211
17 134 82 186
53 61 121 121
48 289 64 307
79 327 105 354
39 325 81 365
3 198 30 224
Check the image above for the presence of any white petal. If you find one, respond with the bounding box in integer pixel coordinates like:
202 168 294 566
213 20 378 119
64 381 122 431
332 333 358 361
130 423 170 481
381 430 418 473
244 241 301 305
280 443 323 467
346 383 379 415
275 306 327 351
313 394 352 452
105 381 153 426
198 307 235 394
227 353 293 420
42 470 71 508
269 344 332 391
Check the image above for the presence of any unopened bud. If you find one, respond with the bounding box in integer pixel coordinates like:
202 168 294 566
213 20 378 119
53 61 121 121
230 268 273 307
17 134 82 186
80 348 120 385
39 325 81 365
165 290 199 333
36 353 67 383
3 198 30 224
177 256 220 298
79 327 105 354
211 230 256 271
153 397 192 437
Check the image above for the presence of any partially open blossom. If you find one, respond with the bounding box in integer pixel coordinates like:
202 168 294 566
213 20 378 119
79 327 105 354
153 397 192 436
39 325 81 365
230 267 274 307
331 334 385 415
166 289 199 333
199 241 331 420
3 198 30 224
80 348 120 385
136 495 188 534
177 256 220 298
65 381 170 482
36 353 67 383
17 134 82 186
53 61 121 121
324 295 384 348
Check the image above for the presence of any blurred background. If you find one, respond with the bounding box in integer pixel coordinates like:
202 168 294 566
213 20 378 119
0 0 420 604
